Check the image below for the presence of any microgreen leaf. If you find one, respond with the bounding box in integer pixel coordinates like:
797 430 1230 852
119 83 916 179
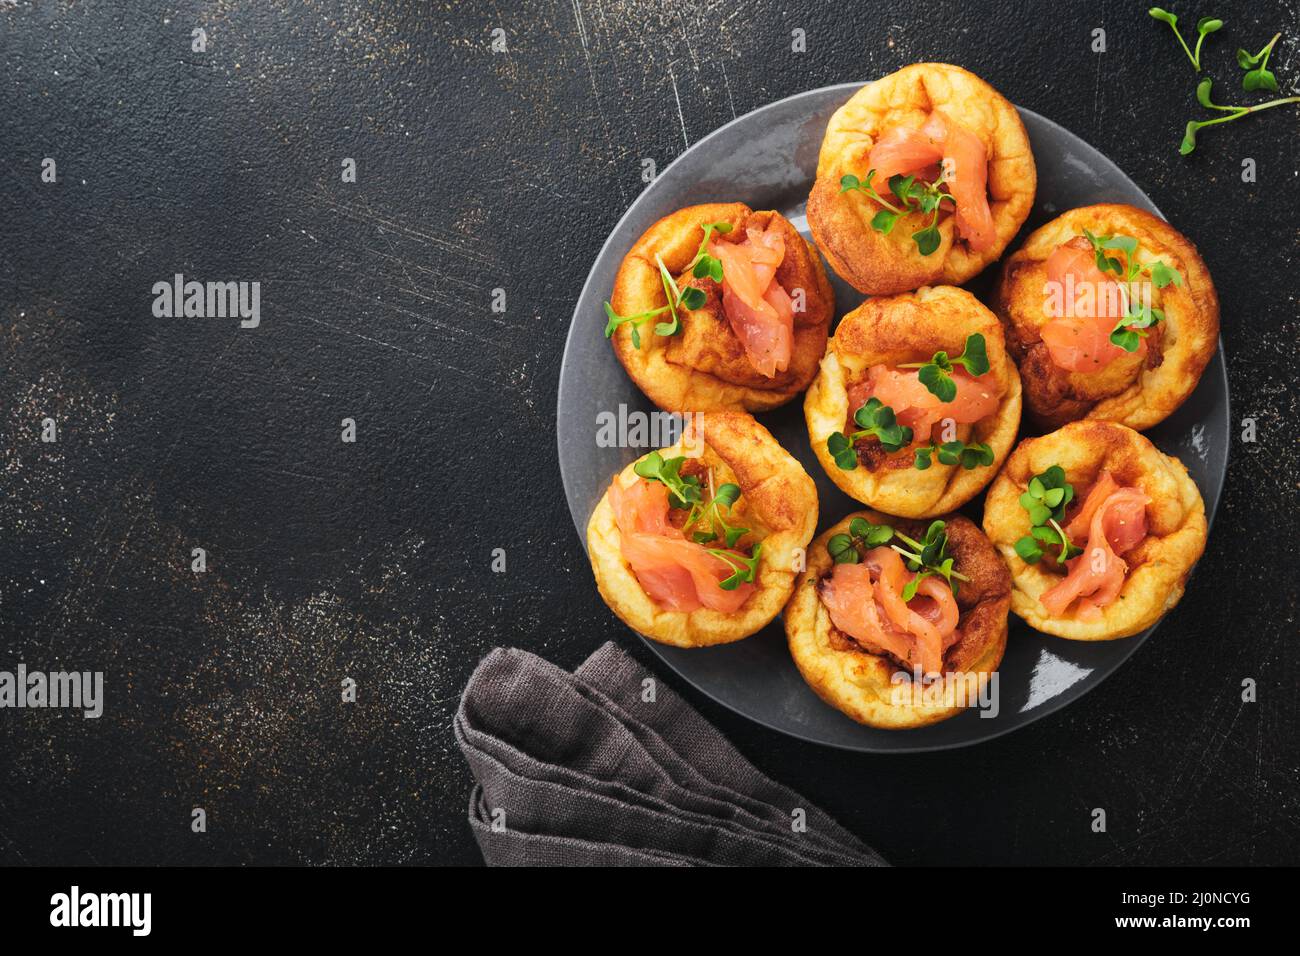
871 208 901 234
708 541 761 590
904 333 989 403
1016 465 1082 563
912 223 943 256
1110 302 1165 352
1149 260 1183 288
826 431 858 470
653 254 684 337
1235 34 1281 92
1178 76 1300 154
1014 535 1043 564
845 168 952 256
603 300 669 348
889 520 967 597
827 517 894 564
634 451 702 509
847 398 913 453
1148 7 1200 71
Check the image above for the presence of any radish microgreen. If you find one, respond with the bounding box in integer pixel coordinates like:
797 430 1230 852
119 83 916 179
1180 77 1300 155
633 452 702 509
601 241 712 348
1078 230 1182 352
707 542 761 590
1238 33 1281 92
828 518 966 598
827 516 895 564
685 221 733 283
684 480 749 548
893 521 969 598
827 398 914 470
1014 466 1083 564
899 333 990 402
913 439 994 471
1147 8 1222 72
842 169 954 256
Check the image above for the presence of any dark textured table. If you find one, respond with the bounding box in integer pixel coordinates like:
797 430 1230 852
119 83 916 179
1 0 1296 866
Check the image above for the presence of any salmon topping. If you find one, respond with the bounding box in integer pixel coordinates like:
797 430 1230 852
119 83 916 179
866 110 995 252
608 476 756 614
1040 478 1150 620
821 547 960 674
1040 236 1142 373
710 223 795 378
847 364 1001 445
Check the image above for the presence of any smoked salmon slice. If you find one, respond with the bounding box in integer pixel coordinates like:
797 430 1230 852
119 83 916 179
867 124 943 186
821 547 960 674
847 364 1001 444
710 224 794 378
1040 237 1141 373
608 477 756 614
1040 484 1150 619
865 112 995 252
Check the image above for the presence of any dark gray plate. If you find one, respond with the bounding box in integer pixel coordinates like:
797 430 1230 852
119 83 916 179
557 82 1228 752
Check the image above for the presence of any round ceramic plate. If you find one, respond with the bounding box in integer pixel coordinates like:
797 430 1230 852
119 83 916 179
557 82 1228 752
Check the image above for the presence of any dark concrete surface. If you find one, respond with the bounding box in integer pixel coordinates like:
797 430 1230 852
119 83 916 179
0 0 1296 865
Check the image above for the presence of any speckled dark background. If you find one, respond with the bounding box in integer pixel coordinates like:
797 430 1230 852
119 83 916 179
1 0 1296 866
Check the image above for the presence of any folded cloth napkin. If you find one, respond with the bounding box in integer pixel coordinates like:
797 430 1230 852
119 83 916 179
455 641 887 867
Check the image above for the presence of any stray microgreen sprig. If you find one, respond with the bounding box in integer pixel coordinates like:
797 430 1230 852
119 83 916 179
842 169 954 256
827 516 895 564
913 439 995 471
826 398 914 470
1013 465 1083 564
1180 77 1300 155
707 541 762 590
1147 8 1223 73
633 451 702 509
898 333 990 402
1238 32 1281 92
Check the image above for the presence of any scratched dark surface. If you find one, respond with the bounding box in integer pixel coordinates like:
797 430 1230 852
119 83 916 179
0 0 1296 866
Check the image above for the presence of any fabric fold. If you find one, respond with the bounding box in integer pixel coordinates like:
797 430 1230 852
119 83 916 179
455 641 886 867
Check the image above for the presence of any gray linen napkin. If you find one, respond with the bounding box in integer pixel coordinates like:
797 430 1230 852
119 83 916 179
455 641 887 867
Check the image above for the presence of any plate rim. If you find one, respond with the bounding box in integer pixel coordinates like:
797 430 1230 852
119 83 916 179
557 82 1230 753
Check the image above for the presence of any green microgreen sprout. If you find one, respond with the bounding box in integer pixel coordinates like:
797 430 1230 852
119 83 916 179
684 477 750 549
913 439 995 472
826 398 914 470
602 229 718 348
898 332 990 402
1181 77 1300 155
827 516 895 564
891 521 969 598
1148 9 1223 72
1013 465 1084 564
633 451 702 509
1238 32 1281 92
707 541 762 590
842 169 954 256
684 221 733 283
